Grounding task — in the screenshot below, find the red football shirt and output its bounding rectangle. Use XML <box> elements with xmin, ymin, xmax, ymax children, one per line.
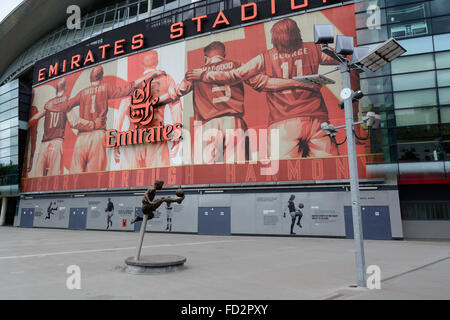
<box><xmin>70</xmin><ymin>81</ymin><xmax>133</xmax><ymax>131</ymax></box>
<box><xmin>130</xmin><ymin>72</ymin><xmax>178</xmax><ymax>129</ymax></box>
<box><xmin>42</xmin><ymin>95</ymin><xmax>70</xmax><ymax>142</ymax></box>
<box><xmin>202</xmin><ymin>42</ymin><xmax>338</xmax><ymax>125</ymax></box>
<box><xmin>192</xmin><ymin>59</ymin><xmax>245</xmax><ymax>122</ymax></box>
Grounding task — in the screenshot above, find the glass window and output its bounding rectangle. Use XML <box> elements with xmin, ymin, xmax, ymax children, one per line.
<box><xmin>430</xmin><ymin>0</ymin><xmax>450</xmax><ymax>17</ymax></box>
<box><xmin>207</xmin><ymin>2</ymin><xmax>223</xmax><ymax>15</ymax></box>
<box><xmin>434</xmin><ymin>33</ymin><xmax>450</xmax><ymax>52</ymax></box>
<box><xmin>389</xmin><ymin>19</ymin><xmax>430</xmax><ymax>40</ymax></box>
<box><xmin>386</xmin><ymin>2</ymin><xmax>428</xmax><ymax>24</ymax></box>
<box><xmin>139</xmin><ymin>0</ymin><xmax>149</xmax><ymax>14</ymax></box>
<box><xmin>436</xmin><ymin>52</ymin><xmax>450</xmax><ymax>69</ymax></box>
<box><xmin>83</xmin><ymin>18</ymin><xmax>95</xmax><ymax>38</ymax></box>
<box><xmin>152</xmin><ymin>0</ymin><xmax>164</xmax><ymax>9</ymax></box>
<box><xmin>0</xmin><ymin>99</ymin><xmax>18</xmax><ymax>113</ymax></box>
<box><xmin>397</xmin><ymin>141</ymin><xmax>443</xmax><ymax>162</ymax></box>
<box><xmin>355</xmin><ymin>0</ymin><xmax>386</xmax><ymax>14</ymax></box>
<box><xmin>396</xmin><ymin>124</ymin><xmax>441</xmax><ymax>143</ymax></box>
<box><xmin>0</xmin><ymin>81</ymin><xmax>18</xmax><ymax>95</ymax></box>
<box><xmin>94</xmin><ymin>14</ymin><xmax>105</xmax><ymax>26</ymax></box>
<box><xmin>360</xmin><ymin>76</ymin><xmax>392</xmax><ymax>94</ymax></box>
<box><xmin>394</xmin><ymin>89</ymin><xmax>437</xmax><ymax>108</ymax></box>
<box><xmin>129</xmin><ymin>4</ymin><xmax>138</xmax><ymax>18</ymax></box>
<box><xmin>379</xmin><ymin>111</ymin><xmax>397</xmax><ymax>128</ymax></box>
<box><xmin>0</xmin><ymin>108</ymin><xmax>18</xmax><ymax>122</ymax></box>
<box><xmin>360</xmin><ymin>93</ymin><xmax>394</xmax><ymax>112</ymax></box>
<box><xmin>385</xmin><ymin>0</ymin><xmax>426</xmax><ymax>7</ymax></box>
<box><xmin>398</xmin><ymin>36</ymin><xmax>433</xmax><ymax>55</ymax></box>
<box><xmin>0</xmin><ymin>89</ymin><xmax>18</xmax><ymax>104</ymax></box>
<box><xmin>444</xmin><ymin>141</ymin><xmax>450</xmax><ymax>161</ymax></box>
<box><xmin>0</xmin><ymin>137</ymin><xmax>15</xmax><ymax>149</ymax></box>
<box><xmin>104</xmin><ymin>11</ymin><xmax>116</xmax><ymax>31</ymax></box>
<box><xmin>392</xmin><ymin>71</ymin><xmax>435</xmax><ymax>91</ymax></box>
<box><xmin>0</xmin><ymin>118</ymin><xmax>18</xmax><ymax>131</ymax></box>
<box><xmin>0</xmin><ymin>128</ymin><xmax>18</xmax><ymax>140</ymax></box>
<box><xmin>437</xmin><ymin>70</ymin><xmax>450</xmax><ymax>87</ymax></box>
<box><xmin>439</xmin><ymin>88</ymin><xmax>450</xmax><ymax>105</ymax></box>
<box><xmin>165</xmin><ymin>0</ymin><xmax>179</xmax><ymax>11</ymax></box>
<box><xmin>357</xmin><ymin>27</ymin><xmax>388</xmax><ymax>45</ymax></box>
<box><xmin>66</xmin><ymin>29</ymin><xmax>77</xmax><ymax>42</ymax></box>
<box><xmin>443</xmin><ymin>123</ymin><xmax>450</xmax><ymax>139</ymax></box>
<box><xmin>355</xmin><ymin>8</ymin><xmax>387</xmax><ymax>29</ymax></box>
<box><xmin>431</xmin><ymin>16</ymin><xmax>450</xmax><ymax>35</ymax></box>
<box><xmin>395</xmin><ymin>107</ymin><xmax>439</xmax><ymax>126</ymax></box>
<box><xmin>440</xmin><ymin>107</ymin><xmax>450</xmax><ymax>123</ymax></box>
<box><xmin>0</xmin><ymin>156</ymin><xmax>16</xmax><ymax>166</ymax></box>
<box><xmin>0</xmin><ymin>146</ymin><xmax>18</xmax><ymax>158</ymax></box>
<box><xmin>401</xmin><ymin>203</ymin><xmax>450</xmax><ymax>221</ymax></box>
<box><xmin>391</xmin><ymin>53</ymin><xmax>434</xmax><ymax>74</ymax></box>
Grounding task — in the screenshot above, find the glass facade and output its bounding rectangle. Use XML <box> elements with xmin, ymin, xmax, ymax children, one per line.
<box><xmin>0</xmin><ymin>79</ymin><xmax>31</xmax><ymax>197</ymax></box>
<box><xmin>356</xmin><ymin>0</ymin><xmax>450</xmax><ymax>171</ymax></box>
<box><xmin>0</xmin><ymin>80</ymin><xmax>20</xmax><ymax>196</ymax></box>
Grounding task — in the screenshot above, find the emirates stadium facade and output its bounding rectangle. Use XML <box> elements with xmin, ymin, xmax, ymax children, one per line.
<box><xmin>0</xmin><ymin>0</ymin><xmax>449</xmax><ymax>239</ymax></box>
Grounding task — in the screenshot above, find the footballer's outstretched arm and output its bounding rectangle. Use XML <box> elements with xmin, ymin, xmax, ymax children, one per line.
<box><xmin>66</xmin><ymin>109</ymin><xmax>95</xmax><ymax>131</ymax></box>
<box><xmin>106</xmin><ymin>70</ymin><xmax>168</xmax><ymax>101</ymax></box>
<box><xmin>158</xmin><ymin>78</ymin><xmax>193</xmax><ymax>105</ymax></box>
<box><xmin>66</xmin><ymin>92</ymin><xmax>97</xmax><ymax>131</ymax></box>
<box><xmin>132</xmin><ymin>70</ymin><xmax>166</xmax><ymax>88</ymax></box>
<box><xmin>246</xmin><ymin>74</ymin><xmax>320</xmax><ymax>92</ymax></box>
<box><xmin>28</xmin><ymin>106</ymin><xmax>46</xmax><ymax>128</ymax></box>
<box><xmin>186</xmin><ymin>54</ymin><xmax>265</xmax><ymax>85</ymax></box>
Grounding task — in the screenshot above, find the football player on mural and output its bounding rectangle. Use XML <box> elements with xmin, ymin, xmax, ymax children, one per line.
<box><xmin>165</xmin><ymin>201</ymin><xmax>173</xmax><ymax>232</ymax></box>
<box><xmin>158</xmin><ymin>41</ymin><xmax>306</xmax><ymax>164</ymax></box>
<box><xmin>105</xmin><ymin>197</ymin><xmax>114</xmax><ymax>230</ymax></box>
<box><xmin>284</xmin><ymin>194</ymin><xmax>304</xmax><ymax>235</ymax></box>
<box><xmin>186</xmin><ymin>18</ymin><xmax>339</xmax><ymax>159</ymax></box>
<box><xmin>114</xmin><ymin>50</ymin><xmax>182</xmax><ymax>169</ymax></box>
<box><xmin>28</xmin><ymin>78</ymin><xmax>99</xmax><ymax>177</ymax></box>
<box><xmin>68</xmin><ymin>65</ymin><xmax>160</xmax><ymax>173</ymax></box>
<box><xmin>45</xmin><ymin>201</ymin><xmax>58</xmax><ymax>220</ymax></box>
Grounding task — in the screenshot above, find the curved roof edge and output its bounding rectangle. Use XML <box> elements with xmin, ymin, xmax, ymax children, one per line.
<box><xmin>0</xmin><ymin>0</ymin><xmax>119</xmax><ymax>82</ymax></box>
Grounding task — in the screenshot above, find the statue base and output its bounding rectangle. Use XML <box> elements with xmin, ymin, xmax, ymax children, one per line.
<box><xmin>124</xmin><ymin>255</ymin><xmax>187</xmax><ymax>274</ymax></box>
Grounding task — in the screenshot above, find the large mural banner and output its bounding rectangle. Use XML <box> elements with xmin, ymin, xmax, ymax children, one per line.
<box><xmin>22</xmin><ymin>5</ymin><xmax>381</xmax><ymax>193</ymax></box>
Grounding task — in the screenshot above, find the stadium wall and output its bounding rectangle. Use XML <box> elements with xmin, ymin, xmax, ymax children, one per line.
<box><xmin>16</xmin><ymin>1</ymin><xmax>403</xmax><ymax>239</ymax></box>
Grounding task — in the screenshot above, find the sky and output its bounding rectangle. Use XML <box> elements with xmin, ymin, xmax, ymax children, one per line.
<box><xmin>0</xmin><ymin>0</ymin><xmax>23</xmax><ymax>23</ymax></box>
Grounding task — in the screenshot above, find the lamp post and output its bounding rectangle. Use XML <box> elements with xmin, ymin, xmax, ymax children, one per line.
<box><xmin>296</xmin><ymin>26</ymin><xmax>406</xmax><ymax>288</ymax></box>
<box><xmin>341</xmin><ymin>62</ymin><xmax>367</xmax><ymax>288</ymax></box>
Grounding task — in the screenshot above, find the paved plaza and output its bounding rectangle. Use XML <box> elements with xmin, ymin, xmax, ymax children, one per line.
<box><xmin>0</xmin><ymin>227</ymin><xmax>449</xmax><ymax>300</ymax></box>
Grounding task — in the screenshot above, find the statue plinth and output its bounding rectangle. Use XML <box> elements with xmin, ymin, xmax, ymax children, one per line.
<box><xmin>125</xmin><ymin>255</ymin><xmax>187</xmax><ymax>274</ymax></box>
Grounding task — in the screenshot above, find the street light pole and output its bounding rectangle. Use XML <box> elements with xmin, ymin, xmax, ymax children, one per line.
<box><xmin>307</xmin><ymin>25</ymin><xmax>406</xmax><ymax>288</ymax></box>
<box><xmin>340</xmin><ymin>63</ymin><xmax>366</xmax><ymax>288</ymax></box>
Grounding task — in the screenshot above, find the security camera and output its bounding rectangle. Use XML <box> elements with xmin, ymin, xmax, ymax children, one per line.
<box><xmin>363</xmin><ymin>112</ymin><xmax>381</xmax><ymax>129</ymax></box>
<box><xmin>321</xmin><ymin>122</ymin><xmax>339</xmax><ymax>137</ymax></box>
